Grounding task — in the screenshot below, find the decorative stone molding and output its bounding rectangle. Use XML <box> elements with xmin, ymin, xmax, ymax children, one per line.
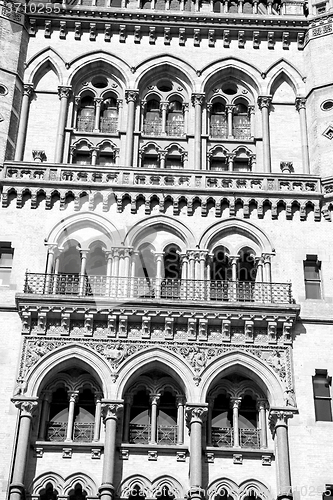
<box><xmin>176</xmin><ymin>451</ymin><xmax>186</xmax><ymax>462</ymax></box>
<box><xmin>148</xmin><ymin>450</ymin><xmax>158</xmax><ymax>460</ymax></box>
<box><xmin>32</xmin><ymin>150</ymin><xmax>47</xmax><ymax>163</ymax></box>
<box><xmin>233</xmin><ymin>453</ymin><xmax>243</xmax><ymax>464</ymax></box>
<box><xmin>62</xmin><ymin>447</ymin><xmax>72</xmax><ymax>459</ymax></box>
<box><xmin>258</xmin><ymin>96</ymin><xmax>272</xmax><ymax>110</ymax></box>
<box><xmin>120</xmin><ymin>449</ymin><xmax>129</xmax><ymax>460</ymax></box>
<box><xmin>262</xmin><ymin>454</ymin><xmax>272</xmax><ymax>465</ymax></box>
<box><xmin>185</xmin><ymin>405</ymin><xmax>208</xmax><ymax>426</ymax></box>
<box><xmin>205</xmin><ymin>452</ymin><xmax>214</xmax><ymax>463</ymax></box>
<box><xmin>12</xmin><ymin>397</ymin><xmax>39</xmax><ymax>417</ymax></box>
<box><xmin>125</xmin><ymin>90</ymin><xmax>139</xmax><ymax>103</ymax></box>
<box><xmin>268</xmin><ymin>408</ymin><xmax>296</xmax><ymax>436</ymax></box>
<box><xmin>101</xmin><ymin>402</ymin><xmax>123</xmax><ymax>422</ymax></box>
<box><xmin>58</xmin><ymin>86</ymin><xmax>71</xmax><ymax>100</ymax></box>
<box><xmin>91</xmin><ymin>448</ymin><xmax>101</xmax><ymax>459</ymax></box>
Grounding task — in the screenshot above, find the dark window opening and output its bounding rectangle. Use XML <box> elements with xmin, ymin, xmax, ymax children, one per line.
<box><xmin>313</xmin><ymin>369</ymin><xmax>332</xmax><ymax>422</ymax></box>
<box><xmin>304</xmin><ymin>254</ymin><xmax>322</xmax><ymax>299</ymax></box>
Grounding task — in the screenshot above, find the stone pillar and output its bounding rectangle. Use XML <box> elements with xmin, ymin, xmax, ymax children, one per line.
<box><xmin>93</xmin><ymin>392</ymin><xmax>103</xmax><ymax>442</ymax></box>
<box><xmin>154</xmin><ymin>252</ymin><xmax>164</xmax><ymax>299</ymax></box>
<box><xmin>15</xmin><ymin>84</ymin><xmax>34</xmax><ymax>161</ymax></box>
<box><xmin>91</xmin><ymin>147</ymin><xmax>98</xmax><ymax>166</ymax></box>
<box><xmin>226</xmin><ymin>105</ymin><xmax>235</xmax><ymax>139</ymax></box>
<box><xmin>257</xmin><ymin>400</ymin><xmax>268</xmax><ymax>448</ymax></box>
<box><xmin>255</xmin><ymin>256</ymin><xmax>264</xmax><ymax>283</ymax></box>
<box><xmin>161</xmin><ymin>101</ymin><xmax>168</xmax><ymax>135</ymax></box>
<box><xmin>176</xmin><ymin>397</ymin><xmax>185</xmax><ymax>445</ymax></box>
<box><xmin>99</xmin><ymin>402</ymin><xmax>123</xmax><ymax>500</ymax></box>
<box><xmin>73</xmin><ymin>96</ymin><xmax>81</xmax><ymax>128</ymax></box>
<box><xmin>125</xmin><ymin>90</ymin><xmax>139</xmax><ymax>166</ymax></box>
<box><xmin>263</xmin><ymin>254</ymin><xmax>272</xmax><ymax>283</ymax></box>
<box><xmin>79</xmin><ymin>249</ymin><xmax>89</xmax><ymax>296</ymax></box>
<box><xmin>94</xmin><ymin>97</ymin><xmax>103</xmax><ymax>132</ymax></box>
<box><xmin>258</xmin><ymin>96</ymin><xmax>272</xmax><ymax>173</ymax></box>
<box><xmin>249</xmin><ymin>105</ymin><xmax>255</xmax><ymax>138</ymax></box>
<box><xmin>65</xmin><ymin>391</ymin><xmax>79</xmax><ymax>441</ymax></box>
<box><xmin>9</xmin><ymin>398</ymin><xmax>39</xmax><ymax>500</ymax></box>
<box><xmin>230</xmin><ymin>398</ymin><xmax>241</xmax><ymax>447</ymax></box>
<box><xmin>38</xmin><ymin>391</ymin><xmax>52</xmax><ymax>441</ymax></box>
<box><xmin>269</xmin><ymin>410</ymin><xmax>295</xmax><ymax>500</ymax></box>
<box><xmin>295</xmin><ymin>97</ymin><xmax>310</xmax><ymax>174</ymax></box>
<box><xmin>149</xmin><ymin>394</ymin><xmax>160</xmax><ymax>445</ymax></box>
<box><xmin>206</xmin><ymin>397</ymin><xmax>214</xmax><ymax>446</ymax></box>
<box><xmin>185</xmin><ymin>405</ymin><xmax>208</xmax><ymax>500</ymax></box>
<box><xmin>55</xmin><ymin>86</ymin><xmax>71</xmax><ymax>163</ymax></box>
<box><xmin>160</xmin><ymin>151</ymin><xmax>166</xmax><ymax>169</ymax></box>
<box><xmin>123</xmin><ymin>395</ymin><xmax>133</xmax><ymax>443</ymax></box>
<box><xmin>192</xmin><ymin>94</ymin><xmax>205</xmax><ymax>170</ymax></box>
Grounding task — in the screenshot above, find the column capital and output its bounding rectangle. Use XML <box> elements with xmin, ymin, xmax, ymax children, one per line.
<box><xmin>125</xmin><ymin>89</ymin><xmax>139</xmax><ymax>103</ymax></box>
<box><xmin>12</xmin><ymin>397</ymin><xmax>39</xmax><ymax>418</ymax></box>
<box><xmin>230</xmin><ymin>397</ymin><xmax>242</xmax><ymax>409</ymax></box>
<box><xmin>268</xmin><ymin>408</ymin><xmax>296</xmax><ymax>433</ymax></box>
<box><xmin>262</xmin><ymin>253</ymin><xmax>273</xmax><ymax>263</ymax></box>
<box><xmin>160</xmin><ymin>101</ymin><xmax>169</xmax><ymax>111</ymax></box>
<box><xmin>23</xmin><ymin>83</ymin><xmax>34</xmax><ymax>98</ymax></box>
<box><xmin>58</xmin><ymin>86</ymin><xmax>72</xmax><ymax>100</ymax></box>
<box><xmin>191</xmin><ymin>93</ymin><xmax>205</xmax><ymax>106</ymax></box>
<box><xmin>295</xmin><ymin>96</ymin><xmax>306</xmax><ymax>111</ymax></box>
<box><xmin>149</xmin><ymin>394</ymin><xmax>161</xmax><ymax>405</ymax></box>
<box><xmin>74</xmin><ymin>95</ymin><xmax>81</xmax><ymax>106</ymax></box>
<box><xmin>68</xmin><ymin>391</ymin><xmax>79</xmax><ymax>403</ymax></box>
<box><xmin>188</xmin><ymin>487</ymin><xmax>205</xmax><ymax>500</ymax></box>
<box><xmin>176</xmin><ymin>396</ymin><xmax>186</xmax><ymax>406</ymax></box>
<box><xmin>256</xmin><ymin>399</ymin><xmax>268</xmax><ymax>411</ymax></box>
<box><xmin>94</xmin><ymin>97</ymin><xmax>103</xmax><ymax>105</ymax></box>
<box><xmin>257</xmin><ymin>95</ymin><xmax>272</xmax><ymax>110</ymax></box>
<box><xmin>101</xmin><ymin>401</ymin><xmax>124</xmax><ymax>422</ymax></box>
<box><xmin>226</xmin><ymin>104</ymin><xmax>236</xmax><ymax>112</ymax></box>
<box><xmin>185</xmin><ymin>404</ymin><xmax>208</xmax><ymax>426</ymax></box>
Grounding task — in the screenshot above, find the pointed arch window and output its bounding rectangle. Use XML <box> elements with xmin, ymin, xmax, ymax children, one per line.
<box><xmin>100</xmin><ymin>97</ymin><xmax>118</xmax><ymax>134</ymax></box>
<box><xmin>210</xmin><ymin>102</ymin><xmax>227</xmax><ymax>138</ymax></box>
<box><xmin>233</xmin><ymin>100</ymin><xmax>251</xmax><ymax>140</ymax></box>
<box><xmin>166</xmin><ymin>100</ymin><xmax>185</xmax><ymax>136</ymax></box>
<box><xmin>143</xmin><ymin>99</ymin><xmax>162</xmax><ymax>135</ymax></box>
<box><xmin>68</xmin><ymin>484</ymin><xmax>87</xmax><ymax>500</ymax></box>
<box><xmin>39</xmin><ymin>483</ymin><xmax>58</xmax><ymax>500</ymax></box>
<box><xmin>77</xmin><ymin>95</ymin><xmax>95</xmax><ymax>133</ymax></box>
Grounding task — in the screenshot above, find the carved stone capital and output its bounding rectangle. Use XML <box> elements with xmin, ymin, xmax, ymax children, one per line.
<box><xmin>58</xmin><ymin>86</ymin><xmax>71</xmax><ymax>100</ymax></box>
<box><xmin>68</xmin><ymin>391</ymin><xmax>79</xmax><ymax>403</ymax></box>
<box><xmin>230</xmin><ymin>397</ymin><xmax>242</xmax><ymax>409</ymax></box>
<box><xmin>257</xmin><ymin>96</ymin><xmax>272</xmax><ymax>110</ymax></box>
<box><xmin>12</xmin><ymin>397</ymin><xmax>39</xmax><ymax>418</ymax></box>
<box><xmin>101</xmin><ymin>401</ymin><xmax>123</xmax><ymax>422</ymax></box>
<box><xmin>295</xmin><ymin>96</ymin><xmax>306</xmax><ymax>111</ymax></box>
<box><xmin>269</xmin><ymin>408</ymin><xmax>295</xmax><ymax>434</ymax></box>
<box><xmin>191</xmin><ymin>93</ymin><xmax>205</xmax><ymax>107</ymax></box>
<box><xmin>185</xmin><ymin>405</ymin><xmax>208</xmax><ymax>426</ymax></box>
<box><xmin>149</xmin><ymin>394</ymin><xmax>161</xmax><ymax>405</ymax></box>
<box><xmin>23</xmin><ymin>84</ymin><xmax>34</xmax><ymax>98</ymax></box>
<box><xmin>125</xmin><ymin>90</ymin><xmax>139</xmax><ymax>103</ymax></box>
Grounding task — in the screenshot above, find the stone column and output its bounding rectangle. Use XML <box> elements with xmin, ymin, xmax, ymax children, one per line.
<box><xmin>91</xmin><ymin>147</ymin><xmax>98</xmax><ymax>166</ymax></box>
<box><xmin>263</xmin><ymin>254</ymin><xmax>272</xmax><ymax>283</ymax></box>
<box><xmin>38</xmin><ymin>391</ymin><xmax>52</xmax><ymax>441</ymax></box>
<box><xmin>99</xmin><ymin>402</ymin><xmax>123</xmax><ymax>500</ymax></box>
<box><xmin>9</xmin><ymin>398</ymin><xmax>38</xmax><ymax>500</ymax></box>
<box><xmin>269</xmin><ymin>410</ymin><xmax>294</xmax><ymax>500</ymax></box>
<box><xmin>185</xmin><ymin>405</ymin><xmax>208</xmax><ymax>500</ymax></box>
<box><xmin>154</xmin><ymin>252</ymin><xmax>164</xmax><ymax>299</ymax></box>
<box><xmin>160</xmin><ymin>151</ymin><xmax>166</xmax><ymax>169</ymax></box>
<box><xmin>79</xmin><ymin>249</ymin><xmax>89</xmax><ymax>296</ymax></box>
<box><xmin>258</xmin><ymin>96</ymin><xmax>272</xmax><ymax>173</ymax></box>
<box><xmin>192</xmin><ymin>94</ymin><xmax>205</xmax><ymax>170</ymax></box>
<box><xmin>230</xmin><ymin>398</ymin><xmax>242</xmax><ymax>447</ymax></box>
<box><xmin>93</xmin><ymin>392</ymin><xmax>103</xmax><ymax>442</ymax></box>
<box><xmin>255</xmin><ymin>256</ymin><xmax>264</xmax><ymax>283</ymax></box>
<box><xmin>206</xmin><ymin>397</ymin><xmax>214</xmax><ymax>446</ymax></box>
<box><xmin>226</xmin><ymin>105</ymin><xmax>235</xmax><ymax>139</ymax></box>
<box><xmin>161</xmin><ymin>101</ymin><xmax>168</xmax><ymax>135</ymax></box>
<box><xmin>176</xmin><ymin>397</ymin><xmax>185</xmax><ymax>445</ymax></box>
<box><xmin>125</xmin><ymin>90</ymin><xmax>139</xmax><ymax>166</ymax></box>
<box><xmin>249</xmin><ymin>105</ymin><xmax>255</xmax><ymax>138</ymax></box>
<box><xmin>65</xmin><ymin>391</ymin><xmax>79</xmax><ymax>441</ymax></box>
<box><xmin>257</xmin><ymin>400</ymin><xmax>268</xmax><ymax>448</ymax></box>
<box><xmin>295</xmin><ymin>97</ymin><xmax>310</xmax><ymax>174</ymax></box>
<box><xmin>94</xmin><ymin>97</ymin><xmax>103</xmax><ymax>132</ymax></box>
<box><xmin>149</xmin><ymin>394</ymin><xmax>160</xmax><ymax>445</ymax></box>
<box><xmin>15</xmin><ymin>84</ymin><xmax>34</xmax><ymax>161</ymax></box>
<box><xmin>123</xmin><ymin>395</ymin><xmax>133</xmax><ymax>443</ymax></box>
<box><xmin>55</xmin><ymin>86</ymin><xmax>71</xmax><ymax>163</ymax></box>
<box><xmin>73</xmin><ymin>96</ymin><xmax>81</xmax><ymax>128</ymax></box>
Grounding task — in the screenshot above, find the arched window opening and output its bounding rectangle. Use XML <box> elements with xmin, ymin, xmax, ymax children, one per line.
<box><xmin>39</xmin><ymin>483</ymin><xmax>58</xmax><ymax>500</ymax></box>
<box><xmin>68</xmin><ymin>484</ymin><xmax>87</xmax><ymax>500</ymax></box>
<box><xmin>142</xmin><ymin>152</ymin><xmax>160</xmax><ymax>169</ymax></box>
<box><xmin>210</xmin><ymin>102</ymin><xmax>227</xmax><ymax>138</ymax></box>
<box><xmin>210</xmin><ymin>247</ymin><xmax>230</xmax><ymax>301</ymax></box>
<box><xmin>100</xmin><ymin>97</ymin><xmax>118</xmax><ymax>134</ymax></box>
<box><xmin>165</xmin><ymin>149</ymin><xmax>183</xmax><ymax>169</ymax></box>
<box><xmin>162</xmin><ymin>244</ymin><xmax>181</xmax><ymax>298</ymax></box>
<box><xmin>86</xmin><ymin>246</ymin><xmax>107</xmax><ymax>276</ymax></box>
<box><xmin>129</xmin><ymin>389</ymin><xmax>151</xmax><ymax>443</ymax></box>
<box><xmin>209</xmin><ymin>151</ymin><xmax>228</xmax><ymax>171</ymax></box>
<box><xmin>141</xmin><ymin>0</ymin><xmax>151</xmax><ymax>8</ymax></box>
<box><xmin>71</xmin><ymin>141</ymin><xmax>92</xmax><ymax>166</ymax></box>
<box><xmin>243</xmin><ymin>494</ymin><xmax>262</xmax><ymax>500</ymax></box>
<box><xmin>77</xmin><ymin>95</ymin><xmax>95</xmax><ymax>133</ymax></box>
<box><xmin>210</xmin><ymin>392</ymin><xmax>232</xmax><ymax>446</ymax></box>
<box><xmin>213</xmin><ymin>0</ymin><xmax>223</xmax><ymax>12</ymax></box>
<box><xmin>47</xmin><ymin>387</ymin><xmax>69</xmax><ymax>441</ymax></box>
<box><xmin>233</xmin><ymin>100</ymin><xmax>250</xmax><ymax>140</ymax></box>
<box><xmin>243</xmin><ymin>0</ymin><xmax>253</xmax><ymax>12</ymax></box>
<box><xmin>74</xmin><ymin>389</ymin><xmax>96</xmax><ymax>442</ymax></box>
<box><xmin>98</xmin><ymin>142</ymin><xmax>116</xmax><ymax>166</ymax></box>
<box><xmin>157</xmin><ymin>391</ymin><xmax>178</xmax><ymax>444</ymax></box>
<box><xmin>143</xmin><ymin>99</ymin><xmax>162</xmax><ymax>135</ymax></box>
<box><xmin>228</xmin><ymin>0</ymin><xmax>238</xmax><ymax>12</ymax></box>
<box><xmin>56</xmin><ymin>244</ymin><xmax>81</xmax><ymax>295</ymax></box>
<box><xmin>214</xmin><ymin>489</ymin><xmax>234</xmax><ymax>500</ymax></box>
<box><xmin>134</xmin><ymin>243</ymin><xmax>157</xmax><ymax>297</ymax></box>
<box><xmin>167</xmin><ymin>100</ymin><xmax>185</xmax><ymax>137</ymax></box>
<box><xmin>238</xmin><ymin>249</ymin><xmax>256</xmax><ymax>282</ymax></box>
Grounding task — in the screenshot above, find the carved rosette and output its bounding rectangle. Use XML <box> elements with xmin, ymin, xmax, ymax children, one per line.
<box><xmin>101</xmin><ymin>402</ymin><xmax>123</xmax><ymax>422</ymax></box>
<box><xmin>12</xmin><ymin>397</ymin><xmax>39</xmax><ymax>418</ymax></box>
<box><xmin>257</xmin><ymin>96</ymin><xmax>272</xmax><ymax>110</ymax></box>
<box><xmin>125</xmin><ymin>90</ymin><xmax>139</xmax><ymax>104</ymax></box>
<box><xmin>185</xmin><ymin>405</ymin><xmax>208</xmax><ymax>427</ymax></box>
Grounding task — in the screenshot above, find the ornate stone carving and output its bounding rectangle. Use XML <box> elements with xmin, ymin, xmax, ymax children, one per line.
<box><xmin>101</xmin><ymin>402</ymin><xmax>123</xmax><ymax>421</ymax></box>
<box><xmin>191</xmin><ymin>93</ymin><xmax>205</xmax><ymax>107</ymax></box>
<box><xmin>58</xmin><ymin>86</ymin><xmax>71</xmax><ymax>100</ymax></box>
<box><xmin>12</xmin><ymin>398</ymin><xmax>38</xmax><ymax>417</ymax></box>
<box><xmin>91</xmin><ymin>448</ymin><xmax>101</xmax><ymax>459</ymax></box>
<box><xmin>261</xmin><ymin>454</ymin><xmax>272</xmax><ymax>466</ymax></box>
<box><xmin>233</xmin><ymin>453</ymin><xmax>243</xmax><ymax>464</ymax></box>
<box><xmin>125</xmin><ymin>90</ymin><xmax>139</xmax><ymax>103</ymax></box>
<box><xmin>185</xmin><ymin>406</ymin><xmax>208</xmax><ymax>426</ymax></box>
<box><xmin>120</xmin><ymin>449</ymin><xmax>129</xmax><ymax>460</ymax></box>
<box><xmin>23</xmin><ymin>84</ymin><xmax>34</xmax><ymax>98</ymax></box>
<box><xmin>148</xmin><ymin>450</ymin><xmax>158</xmax><ymax>460</ymax></box>
<box><xmin>176</xmin><ymin>451</ymin><xmax>186</xmax><ymax>462</ymax></box>
<box><xmin>269</xmin><ymin>409</ymin><xmax>295</xmax><ymax>435</ymax></box>
<box><xmin>258</xmin><ymin>96</ymin><xmax>272</xmax><ymax>110</ymax></box>
<box><xmin>62</xmin><ymin>447</ymin><xmax>72</xmax><ymax>458</ymax></box>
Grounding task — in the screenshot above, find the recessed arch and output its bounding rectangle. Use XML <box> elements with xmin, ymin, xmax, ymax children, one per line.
<box><xmin>201</xmin><ymin>58</ymin><xmax>262</xmax><ymax>95</ymax></box>
<box><xmin>199</xmin><ymin>351</ymin><xmax>286</xmax><ymax>406</ymax></box>
<box><xmin>25</xmin><ymin>47</ymin><xmax>66</xmax><ymax>85</ymax></box>
<box><xmin>265</xmin><ymin>59</ymin><xmax>304</xmax><ymax>96</ymax></box>
<box><xmin>63</xmin><ymin>472</ymin><xmax>98</xmax><ymax>496</ymax></box>
<box><xmin>29</xmin><ymin>472</ymin><xmax>64</xmax><ymax>497</ymax></box>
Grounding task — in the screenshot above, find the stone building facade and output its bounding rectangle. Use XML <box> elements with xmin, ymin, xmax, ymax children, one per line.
<box><xmin>1</xmin><ymin>0</ymin><xmax>333</xmax><ymax>499</ymax></box>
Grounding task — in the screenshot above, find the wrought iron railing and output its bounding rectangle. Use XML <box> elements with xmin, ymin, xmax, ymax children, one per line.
<box><xmin>100</xmin><ymin>117</ymin><xmax>118</xmax><ymax>133</ymax></box>
<box><xmin>166</xmin><ymin>121</ymin><xmax>185</xmax><ymax>136</ymax></box>
<box><xmin>239</xmin><ymin>428</ymin><xmax>260</xmax><ymax>448</ymax></box>
<box><xmin>211</xmin><ymin>427</ymin><xmax>261</xmax><ymax>448</ymax></box>
<box><xmin>143</xmin><ymin>120</ymin><xmax>162</xmax><ymax>135</ymax></box>
<box><xmin>129</xmin><ymin>424</ymin><xmax>177</xmax><ymax>444</ymax></box>
<box><xmin>210</xmin><ymin>124</ymin><xmax>228</xmax><ymax>138</ymax></box>
<box><xmin>211</xmin><ymin>427</ymin><xmax>233</xmax><ymax>447</ymax></box>
<box><xmin>232</xmin><ymin>124</ymin><xmax>251</xmax><ymax>139</ymax></box>
<box><xmin>76</xmin><ymin>117</ymin><xmax>94</xmax><ymax>132</ymax></box>
<box><xmin>46</xmin><ymin>421</ymin><xmax>68</xmax><ymax>441</ymax></box>
<box><xmin>46</xmin><ymin>421</ymin><xmax>94</xmax><ymax>442</ymax></box>
<box><xmin>24</xmin><ymin>274</ymin><xmax>293</xmax><ymax>304</ymax></box>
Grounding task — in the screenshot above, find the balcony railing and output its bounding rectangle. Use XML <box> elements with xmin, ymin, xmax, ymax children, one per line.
<box><xmin>76</xmin><ymin>117</ymin><xmax>94</xmax><ymax>133</ymax></box>
<box><xmin>143</xmin><ymin>120</ymin><xmax>162</xmax><ymax>135</ymax></box>
<box><xmin>46</xmin><ymin>421</ymin><xmax>94</xmax><ymax>442</ymax></box>
<box><xmin>166</xmin><ymin>121</ymin><xmax>185</xmax><ymax>136</ymax></box>
<box><xmin>211</xmin><ymin>427</ymin><xmax>260</xmax><ymax>448</ymax></box>
<box><xmin>100</xmin><ymin>117</ymin><xmax>118</xmax><ymax>134</ymax></box>
<box><xmin>129</xmin><ymin>424</ymin><xmax>177</xmax><ymax>444</ymax></box>
<box><xmin>24</xmin><ymin>274</ymin><xmax>293</xmax><ymax>304</ymax></box>
<box><xmin>210</xmin><ymin>124</ymin><xmax>228</xmax><ymax>138</ymax></box>
<box><xmin>233</xmin><ymin>124</ymin><xmax>251</xmax><ymax>140</ymax></box>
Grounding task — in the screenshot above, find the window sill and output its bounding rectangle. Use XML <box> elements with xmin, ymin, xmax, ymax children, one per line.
<box><xmin>33</xmin><ymin>441</ymin><xmax>103</xmax><ymax>458</ymax></box>
<box><xmin>206</xmin><ymin>445</ymin><xmax>274</xmax><ymax>459</ymax></box>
